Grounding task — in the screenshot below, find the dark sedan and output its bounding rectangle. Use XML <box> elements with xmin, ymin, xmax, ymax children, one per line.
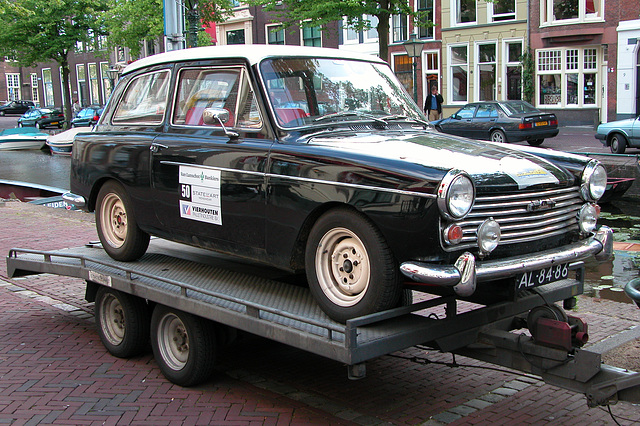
<box><xmin>71</xmin><ymin>106</ymin><xmax>103</xmax><ymax>127</ymax></box>
<box><xmin>0</xmin><ymin>100</ymin><xmax>35</xmax><ymax>116</ymax></box>
<box><xmin>17</xmin><ymin>107</ymin><xmax>65</xmax><ymax>129</ymax></box>
<box><xmin>432</xmin><ymin>100</ymin><xmax>558</xmax><ymax>146</ymax></box>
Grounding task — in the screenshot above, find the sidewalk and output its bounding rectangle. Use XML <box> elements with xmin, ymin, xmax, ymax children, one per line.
<box><xmin>0</xmin><ymin>201</ymin><xmax>639</xmax><ymax>425</ymax></box>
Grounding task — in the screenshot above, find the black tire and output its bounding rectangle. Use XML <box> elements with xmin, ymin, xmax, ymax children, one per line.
<box><xmin>398</xmin><ymin>289</ymin><xmax>413</xmax><ymax>307</ymax></box>
<box><xmin>490</xmin><ymin>129</ymin><xmax>507</xmax><ymax>143</ymax></box>
<box><xmin>95</xmin><ymin>180</ymin><xmax>150</xmax><ymax>261</ymax></box>
<box><xmin>305</xmin><ymin>208</ymin><xmax>402</xmax><ymax>323</ymax></box>
<box><xmin>18</xmin><ymin>122</ymin><xmax>23</xmax><ymax>127</ymax></box>
<box><xmin>0</xmin><ymin>111</ymin><xmax>4</xmax><ymax>116</ymax></box>
<box><xmin>150</xmin><ymin>305</ymin><xmax>217</xmax><ymax>387</ymax></box>
<box><xmin>610</xmin><ymin>133</ymin><xmax>627</xmax><ymax>154</ymax></box>
<box><xmin>95</xmin><ymin>287</ymin><xmax>150</xmax><ymax>358</ymax></box>
<box><xmin>35</xmin><ymin>122</ymin><xmax>42</xmax><ymax>129</ymax></box>
<box><xmin>528</xmin><ymin>139</ymin><xmax>544</xmax><ymax>146</ymax></box>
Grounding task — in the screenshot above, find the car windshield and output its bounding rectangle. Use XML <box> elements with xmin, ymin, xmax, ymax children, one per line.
<box><xmin>499</xmin><ymin>101</ymin><xmax>539</xmax><ymax>116</ymax></box>
<box><xmin>259</xmin><ymin>57</ymin><xmax>425</xmax><ymax>128</ymax></box>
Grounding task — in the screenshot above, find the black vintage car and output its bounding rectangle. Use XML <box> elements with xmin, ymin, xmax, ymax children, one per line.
<box><xmin>64</xmin><ymin>46</ymin><xmax>612</xmax><ymax>323</ymax></box>
<box><xmin>0</xmin><ymin>100</ymin><xmax>35</xmax><ymax>116</ymax></box>
<box><xmin>432</xmin><ymin>100</ymin><xmax>559</xmax><ymax>146</ymax></box>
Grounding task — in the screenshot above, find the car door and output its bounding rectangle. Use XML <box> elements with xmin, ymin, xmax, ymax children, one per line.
<box><xmin>472</xmin><ymin>103</ymin><xmax>499</xmax><ymax>140</ymax></box>
<box><xmin>443</xmin><ymin>104</ymin><xmax>477</xmax><ymax>137</ymax></box>
<box><xmin>151</xmin><ymin>64</ymin><xmax>271</xmax><ymax>256</ymax></box>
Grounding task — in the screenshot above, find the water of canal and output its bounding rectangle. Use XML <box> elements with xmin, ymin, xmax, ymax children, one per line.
<box><xmin>1</xmin><ymin>150</ymin><xmax>638</xmax><ymax>304</ymax></box>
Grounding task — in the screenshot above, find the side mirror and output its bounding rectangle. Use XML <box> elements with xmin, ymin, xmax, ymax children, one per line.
<box><xmin>452</xmin><ymin>114</ymin><xmax>460</xmax><ymax>120</ymax></box>
<box><xmin>202</xmin><ymin>107</ymin><xmax>239</xmax><ymax>139</ymax></box>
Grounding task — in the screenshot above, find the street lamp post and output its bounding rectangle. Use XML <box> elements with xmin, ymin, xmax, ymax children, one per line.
<box><xmin>107</xmin><ymin>66</ymin><xmax>120</xmax><ymax>98</ymax></box>
<box><xmin>185</xmin><ymin>0</ymin><xmax>200</xmax><ymax>48</ymax></box>
<box><xmin>403</xmin><ymin>33</ymin><xmax>425</xmax><ymax>103</ymax></box>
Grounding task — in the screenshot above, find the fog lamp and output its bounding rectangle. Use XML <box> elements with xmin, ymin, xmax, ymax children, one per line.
<box><xmin>443</xmin><ymin>224</ymin><xmax>463</xmax><ymax>245</ymax></box>
<box><xmin>578</xmin><ymin>203</ymin><xmax>598</xmax><ymax>233</ymax></box>
<box><xmin>477</xmin><ymin>218</ymin><xmax>501</xmax><ymax>255</ymax></box>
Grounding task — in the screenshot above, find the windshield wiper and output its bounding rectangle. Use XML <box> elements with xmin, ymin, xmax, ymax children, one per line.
<box><xmin>379</xmin><ymin>115</ymin><xmax>431</xmax><ymax>127</ymax></box>
<box><xmin>314</xmin><ymin>111</ymin><xmax>387</xmax><ymax>125</ymax></box>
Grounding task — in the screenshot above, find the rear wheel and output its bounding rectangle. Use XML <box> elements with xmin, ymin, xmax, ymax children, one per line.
<box><xmin>610</xmin><ymin>134</ymin><xmax>627</xmax><ymax>154</ymax></box>
<box><xmin>95</xmin><ymin>287</ymin><xmax>150</xmax><ymax>358</ymax></box>
<box><xmin>528</xmin><ymin>139</ymin><xmax>544</xmax><ymax>146</ymax></box>
<box><xmin>35</xmin><ymin>122</ymin><xmax>42</xmax><ymax>129</ymax></box>
<box><xmin>96</xmin><ymin>180</ymin><xmax>150</xmax><ymax>261</ymax></box>
<box><xmin>151</xmin><ymin>305</ymin><xmax>217</xmax><ymax>386</ymax></box>
<box><xmin>305</xmin><ymin>208</ymin><xmax>401</xmax><ymax>323</ymax></box>
<box><xmin>490</xmin><ymin>130</ymin><xmax>507</xmax><ymax>143</ymax></box>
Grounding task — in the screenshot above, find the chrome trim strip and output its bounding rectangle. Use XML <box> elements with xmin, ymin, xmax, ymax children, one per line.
<box><xmin>160</xmin><ymin>161</ymin><xmax>438</xmax><ymax>199</ymax></box>
<box><xmin>62</xmin><ymin>192</ymin><xmax>86</xmax><ymax>208</ymax></box>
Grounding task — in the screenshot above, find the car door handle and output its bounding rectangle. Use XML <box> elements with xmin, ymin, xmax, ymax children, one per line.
<box><xmin>150</xmin><ymin>143</ymin><xmax>168</xmax><ymax>152</ymax></box>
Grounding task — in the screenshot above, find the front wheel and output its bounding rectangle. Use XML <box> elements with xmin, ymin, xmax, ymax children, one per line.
<box><xmin>95</xmin><ymin>286</ymin><xmax>150</xmax><ymax>358</ymax></box>
<box><xmin>305</xmin><ymin>208</ymin><xmax>401</xmax><ymax>323</ymax></box>
<box><xmin>610</xmin><ymin>134</ymin><xmax>627</xmax><ymax>154</ymax></box>
<box><xmin>151</xmin><ymin>305</ymin><xmax>217</xmax><ymax>386</ymax></box>
<box><xmin>528</xmin><ymin>139</ymin><xmax>544</xmax><ymax>146</ymax></box>
<box><xmin>35</xmin><ymin>122</ymin><xmax>42</xmax><ymax>129</ymax></box>
<box><xmin>490</xmin><ymin>130</ymin><xmax>507</xmax><ymax>143</ymax></box>
<box><xmin>96</xmin><ymin>180</ymin><xmax>150</xmax><ymax>261</ymax></box>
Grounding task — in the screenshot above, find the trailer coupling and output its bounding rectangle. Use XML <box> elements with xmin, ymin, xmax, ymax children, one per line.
<box><xmin>453</xmin><ymin>311</ymin><xmax>640</xmax><ymax>408</ymax></box>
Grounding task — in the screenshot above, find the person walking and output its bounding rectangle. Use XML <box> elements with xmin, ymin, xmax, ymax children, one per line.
<box><xmin>424</xmin><ymin>86</ymin><xmax>443</xmax><ymax>122</ymax></box>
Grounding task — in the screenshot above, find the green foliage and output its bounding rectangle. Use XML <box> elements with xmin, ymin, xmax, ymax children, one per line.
<box><xmin>521</xmin><ymin>49</ymin><xmax>535</xmax><ymax>104</ymax></box>
<box><xmin>104</xmin><ymin>0</ymin><xmax>163</xmax><ymax>58</ymax></box>
<box><xmin>246</xmin><ymin>0</ymin><xmax>434</xmax><ymax>59</ymax></box>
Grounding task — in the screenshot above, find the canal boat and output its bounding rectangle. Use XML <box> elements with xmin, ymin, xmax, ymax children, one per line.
<box><xmin>46</xmin><ymin>127</ymin><xmax>85</xmax><ymax>155</ymax></box>
<box><xmin>0</xmin><ymin>127</ymin><xmax>47</xmax><ymax>150</ymax></box>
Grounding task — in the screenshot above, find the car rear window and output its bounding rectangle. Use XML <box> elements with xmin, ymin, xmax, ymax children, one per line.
<box><xmin>112</xmin><ymin>70</ymin><xmax>170</xmax><ymax>125</ymax></box>
<box><xmin>500</xmin><ymin>101</ymin><xmax>539</xmax><ymax>115</ymax></box>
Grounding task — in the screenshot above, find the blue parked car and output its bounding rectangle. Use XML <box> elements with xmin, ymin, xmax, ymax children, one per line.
<box><xmin>595</xmin><ymin>116</ymin><xmax>640</xmax><ymax>154</ymax></box>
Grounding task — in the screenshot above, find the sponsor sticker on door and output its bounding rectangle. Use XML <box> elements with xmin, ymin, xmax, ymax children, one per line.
<box><xmin>178</xmin><ymin>165</ymin><xmax>222</xmax><ymax>225</ymax></box>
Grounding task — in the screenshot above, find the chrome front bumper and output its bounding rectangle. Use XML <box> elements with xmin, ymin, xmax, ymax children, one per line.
<box><xmin>400</xmin><ymin>226</ymin><xmax>613</xmax><ymax>297</ymax></box>
<box><xmin>62</xmin><ymin>192</ymin><xmax>86</xmax><ymax>209</ymax></box>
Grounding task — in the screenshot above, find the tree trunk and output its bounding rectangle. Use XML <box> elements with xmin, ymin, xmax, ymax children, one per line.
<box><xmin>59</xmin><ymin>55</ymin><xmax>73</xmax><ymax>130</ymax></box>
<box><xmin>377</xmin><ymin>0</ymin><xmax>391</xmax><ymax>62</ymax></box>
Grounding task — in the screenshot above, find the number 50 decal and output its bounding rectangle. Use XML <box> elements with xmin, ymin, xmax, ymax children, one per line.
<box><xmin>181</xmin><ymin>184</ymin><xmax>191</xmax><ymax>200</ymax></box>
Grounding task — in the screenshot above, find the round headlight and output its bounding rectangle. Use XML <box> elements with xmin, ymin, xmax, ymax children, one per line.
<box><xmin>581</xmin><ymin>161</ymin><xmax>607</xmax><ymax>201</ymax></box>
<box><xmin>477</xmin><ymin>218</ymin><xmax>501</xmax><ymax>255</ymax></box>
<box><xmin>438</xmin><ymin>171</ymin><xmax>475</xmax><ymax>220</ymax></box>
<box><xmin>578</xmin><ymin>203</ymin><xmax>598</xmax><ymax>233</ymax></box>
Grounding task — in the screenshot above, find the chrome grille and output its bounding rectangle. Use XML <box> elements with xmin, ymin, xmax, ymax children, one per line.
<box><xmin>455</xmin><ymin>187</ymin><xmax>583</xmax><ymax>249</ymax></box>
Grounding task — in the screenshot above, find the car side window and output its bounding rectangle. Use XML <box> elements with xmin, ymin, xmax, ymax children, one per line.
<box><xmin>112</xmin><ymin>70</ymin><xmax>170</xmax><ymax>125</ymax></box>
<box><xmin>173</xmin><ymin>67</ymin><xmax>262</xmax><ymax>130</ymax></box>
<box><xmin>475</xmin><ymin>104</ymin><xmax>498</xmax><ymax>118</ymax></box>
<box><xmin>457</xmin><ymin>105</ymin><xmax>476</xmax><ymax>119</ymax></box>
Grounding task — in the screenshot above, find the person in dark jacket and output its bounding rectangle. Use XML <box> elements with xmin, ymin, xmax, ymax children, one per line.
<box><xmin>424</xmin><ymin>86</ymin><xmax>443</xmax><ymax>122</ymax></box>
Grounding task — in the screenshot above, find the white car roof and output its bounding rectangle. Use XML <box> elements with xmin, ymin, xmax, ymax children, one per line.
<box><xmin>123</xmin><ymin>45</ymin><xmax>385</xmax><ymax>75</ymax></box>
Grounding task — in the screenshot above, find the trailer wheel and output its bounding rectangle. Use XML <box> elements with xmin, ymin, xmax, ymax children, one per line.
<box><xmin>95</xmin><ymin>287</ymin><xmax>150</xmax><ymax>358</ymax></box>
<box><xmin>96</xmin><ymin>180</ymin><xmax>150</xmax><ymax>261</ymax></box>
<box><xmin>305</xmin><ymin>208</ymin><xmax>401</xmax><ymax>323</ymax></box>
<box><xmin>150</xmin><ymin>305</ymin><xmax>216</xmax><ymax>387</ymax></box>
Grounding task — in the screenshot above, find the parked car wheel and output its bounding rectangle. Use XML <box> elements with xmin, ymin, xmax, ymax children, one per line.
<box><xmin>17</xmin><ymin>122</ymin><xmax>23</xmax><ymax>127</ymax></box>
<box><xmin>151</xmin><ymin>305</ymin><xmax>217</xmax><ymax>386</ymax></box>
<box><xmin>528</xmin><ymin>139</ymin><xmax>544</xmax><ymax>146</ymax></box>
<box><xmin>491</xmin><ymin>129</ymin><xmax>507</xmax><ymax>143</ymax></box>
<box><xmin>609</xmin><ymin>133</ymin><xmax>627</xmax><ymax>154</ymax></box>
<box><xmin>35</xmin><ymin>122</ymin><xmax>42</xmax><ymax>129</ymax></box>
<box><xmin>96</xmin><ymin>180</ymin><xmax>150</xmax><ymax>261</ymax></box>
<box><xmin>0</xmin><ymin>111</ymin><xmax>4</xmax><ymax>116</ymax></box>
<box><xmin>305</xmin><ymin>208</ymin><xmax>401</xmax><ymax>322</ymax></box>
<box><xmin>95</xmin><ymin>286</ymin><xmax>150</xmax><ymax>358</ymax></box>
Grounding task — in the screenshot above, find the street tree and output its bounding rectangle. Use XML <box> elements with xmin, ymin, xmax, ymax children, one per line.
<box><xmin>0</xmin><ymin>0</ymin><xmax>109</xmax><ymax>128</ymax></box>
<box><xmin>105</xmin><ymin>0</ymin><xmax>237</xmax><ymax>56</ymax></box>
<box><xmin>246</xmin><ymin>0</ymin><xmax>433</xmax><ymax>60</ymax></box>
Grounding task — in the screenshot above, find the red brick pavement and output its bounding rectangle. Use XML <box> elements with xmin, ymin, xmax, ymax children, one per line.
<box><xmin>0</xmin><ymin>201</ymin><xmax>639</xmax><ymax>425</ymax></box>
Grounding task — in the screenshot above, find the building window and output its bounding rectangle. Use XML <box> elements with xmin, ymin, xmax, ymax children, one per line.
<box><xmin>89</xmin><ymin>63</ymin><xmax>100</xmax><ymax>105</ymax></box>
<box><xmin>416</xmin><ymin>0</ymin><xmax>434</xmax><ymax>39</ymax></box>
<box><xmin>392</xmin><ymin>14</ymin><xmax>409</xmax><ymax>42</ymax></box>
<box><xmin>302</xmin><ymin>26</ymin><xmax>322</xmax><ymax>47</ymax></box>
<box><xmin>365</xmin><ymin>15</ymin><xmax>379</xmax><ymax>41</ymax></box>
<box><xmin>77</xmin><ymin>64</ymin><xmax>88</xmax><ymax>106</ymax></box>
<box><xmin>541</xmin><ymin>0</ymin><xmax>602</xmax><ymax>25</ymax></box>
<box><xmin>227</xmin><ymin>29</ymin><xmax>245</xmax><ymax>45</ymax></box>
<box><xmin>454</xmin><ymin>0</ymin><xmax>476</xmax><ymax>25</ymax></box>
<box><xmin>505</xmin><ymin>41</ymin><xmax>522</xmax><ymax>100</ymax></box>
<box><xmin>393</xmin><ymin>54</ymin><xmax>412</xmax><ymax>95</ymax></box>
<box><xmin>449</xmin><ymin>44</ymin><xmax>468</xmax><ymax>103</ymax></box>
<box><xmin>100</xmin><ymin>62</ymin><xmax>112</xmax><ymax>101</ymax></box>
<box><xmin>490</xmin><ymin>0</ymin><xmax>516</xmax><ymax>21</ymax></box>
<box><xmin>6</xmin><ymin>73</ymin><xmax>20</xmax><ymax>101</ymax></box>
<box><xmin>537</xmin><ymin>47</ymin><xmax>599</xmax><ymax>107</ymax></box>
<box><xmin>267</xmin><ymin>24</ymin><xmax>285</xmax><ymax>45</ymax></box>
<box><xmin>423</xmin><ymin>51</ymin><xmax>440</xmax><ymax>99</ymax></box>
<box><xmin>477</xmin><ymin>43</ymin><xmax>496</xmax><ymax>101</ymax></box>
<box><xmin>30</xmin><ymin>73</ymin><xmax>39</xmax><ymax>104</ymax></box>
<box><xmin>42</xmin><ymin>69</ymin><xmax>54</xmax><ymax>107</ymax></box>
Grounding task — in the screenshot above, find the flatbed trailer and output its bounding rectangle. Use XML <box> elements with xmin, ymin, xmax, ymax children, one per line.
<box><xmin>6</xmin><ymin>238</ymin><xmax>640</xmax><ymax>408</ymax></box>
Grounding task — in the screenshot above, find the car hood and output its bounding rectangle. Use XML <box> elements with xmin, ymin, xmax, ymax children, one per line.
<box><xmin>597</xmin><ymin>118</ymin><xmax>636</xmax><ymax>132</ymax></box>
<box><xmin>306</xmin><ymin>131</ymin><xmax>579</xmax><ymax>193</ymax></box>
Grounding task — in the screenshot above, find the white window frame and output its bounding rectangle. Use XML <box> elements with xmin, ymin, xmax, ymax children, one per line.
<box><xmin>422</xmin><ymin>50</ymin><xmax>440</xmax><ymax>101</ymax></box>
<box><xmin>489</xmin><ymin>0</ymin><xmax>516</xmax><ymax>22</ymax></box>
<box><xmin>451</xmin><ymin>0</ymin><xmax>477</xmax><ymax>27</ymax></box>
<box><xmin>266</xmin><ymin>23</ymin><xmax>285</xmax><ymax>45</ymax></box>
<box><xmin>76</xmin><ymin>64</ymin><xmax>87</xmax><ymax>107</ymax></box>
<box><xmin>535</xmin><ymin>47</ymin><xmax>600</xmax><ymax>108</ymax></box>
<box><xmin>476</xmin><ymin>41</ymin><xmax>497</xmax><ymax>101</ymax></box>
<box><xmin>502</xmin><ymin>39</ymin><xmax>524</xmax><ymax>101</ymax></box>
<box><xmin>415</xmin><ymin>0</ymin><xmax>435</xmax><ymax>39</ymax></box>
<box><xmin>42</xmin><ymin>68</ymin><xmax>54</xmax><ymax>107</ymax></box>
<box><xmin>6</xmin><ymin>73</ymin><xmax>20</xmax><ymax>101</ymax></box>
<box><xmin>301</xmin><ymin>22</ymin><xmax>322</xmax><ymax>47</ymax></box>
<box><xmin>540</xmin><ymin>0</ymin><xmax>604</xmax><ymax>26</ymax></box>
<box><xmin>30</xmin><ymin>73</ymin><xmax>39</xmax><ymax>105</ymax></box>
<box><xmin>448</xmin><ymin>43</ymin><xmax>470</xmax><ymax>104</ymax></box>
<box><xmin>89</xmin><ymin>63</ymin><xmax>100</xmax><ymax>105</ymax></box>
<box><xmin>100</xmin><ymin>62</ymin><xmax>112</xmax><ymax>102</ymax></box>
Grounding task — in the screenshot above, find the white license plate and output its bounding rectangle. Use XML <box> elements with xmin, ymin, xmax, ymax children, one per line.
<box><xmin>515</xmin><ymin>263</ymin><xmax>569</xmax><ymax>291</ymax></box>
